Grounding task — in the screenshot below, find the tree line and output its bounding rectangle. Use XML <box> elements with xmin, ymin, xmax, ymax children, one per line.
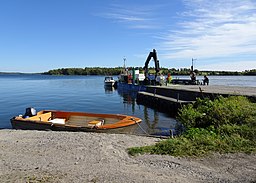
<box><xmin>43</xmin><ymin>67</ymin><xmax>256</xmax><ymax>76</ymax></box>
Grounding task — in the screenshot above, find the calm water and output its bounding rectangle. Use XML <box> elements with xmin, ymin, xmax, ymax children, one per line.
<box><xmin>0</xmin><ymin>74</ymin><xmax>255</xmax><ymax>136</ymax></box>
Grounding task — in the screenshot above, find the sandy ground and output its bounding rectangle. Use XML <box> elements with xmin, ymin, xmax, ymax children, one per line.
<box><xmin>0</xmin><ymin>130</ymin><xmax>255</xmax><ymax>183</ymax></box>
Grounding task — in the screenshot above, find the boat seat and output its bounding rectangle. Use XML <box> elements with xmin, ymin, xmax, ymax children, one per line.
<box><xmin>88</xmin><ymin>120</ymin><xmax>104</xmax><ymax>128</ymax></box>
<box><xmin>27</xmin><ymin>112</ymin><xmax>52</xmax><ymax>122</ymax></box>
<box><xmin>49</xmin><ymin>118</ymin><xmax>66</xmax><ymax>124</ymax></box>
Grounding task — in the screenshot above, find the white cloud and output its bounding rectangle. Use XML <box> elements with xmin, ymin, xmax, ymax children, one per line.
<box><xmin>99</xmin><ymin>0</ymin><xmax>256</xmax><ymax>71</ymax></box>
<box><xmin>100</xmin><ymin>4</ymin><xmax>156</xmax><ymax>29</ymax></box>
<box><xmin>159</xmin><ymin>0</ymin><xmax>256</xmax><ymax>64</ymax></box>
<box><xmin>197</xmin><ymin>60</ymin><xmax>256</xmax><ymax>72</ymax></box>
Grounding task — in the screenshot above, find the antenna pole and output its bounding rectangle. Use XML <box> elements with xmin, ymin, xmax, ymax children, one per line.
<box><xmin>191</xmin><ymin>58</ymin><xmax>197</xmax><ymax>71</ymax></box>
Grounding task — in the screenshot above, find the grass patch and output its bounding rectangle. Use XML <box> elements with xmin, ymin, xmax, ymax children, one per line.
<box><xmin>128</xmin><ymin>96</ymin><xmax>256</xmax><ymax>157</ymax></box>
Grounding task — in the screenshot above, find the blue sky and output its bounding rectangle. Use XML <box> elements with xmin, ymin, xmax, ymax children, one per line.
<box><xmin>0</xmin><ymin>0</ymin><xmax>256</xmax><ymax>73</ymax></box>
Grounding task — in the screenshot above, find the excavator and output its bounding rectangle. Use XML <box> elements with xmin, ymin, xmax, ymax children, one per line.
<box><xmin>143</xmin><ymin>49</ymin><xmax>160</xmax><ymax>85</ymax></box>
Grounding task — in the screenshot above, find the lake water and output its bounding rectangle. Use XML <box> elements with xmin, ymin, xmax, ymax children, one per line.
<box><xmin>0</xmin><ymin>74</ymin><xmax>255</xmax><ymax>136</ymax></box>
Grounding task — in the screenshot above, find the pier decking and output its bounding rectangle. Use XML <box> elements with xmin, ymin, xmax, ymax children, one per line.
<box><xmin>137</xmin><ymin>85</ymin><xmax>256</xmax><ymax>114</ymax></box>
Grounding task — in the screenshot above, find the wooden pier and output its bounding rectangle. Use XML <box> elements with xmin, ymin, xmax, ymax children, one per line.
<box><xmin>136</xmin><ymin>85</ymin><xmax>256</xmax><ymax>114</ymax></box>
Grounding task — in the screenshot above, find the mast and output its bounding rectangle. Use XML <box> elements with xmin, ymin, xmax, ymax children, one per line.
<box><xmin>191</xmin><ymin>58</ymin><xmax>197</xmax><ymax>72</ymax></box>
<box><xmin>123</xmin><ymin>57</ymin><xmax>127</xmax><ymax>74</ymax></box>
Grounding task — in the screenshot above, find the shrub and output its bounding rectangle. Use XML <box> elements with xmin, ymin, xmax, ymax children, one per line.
<box><xmin>128</xmin><ymin>96</ymin><xmax>256</xmax><ymax>157</ymax></box>
<box><xmin>177</xmin><ymin>96</ymin><xmax>256</xmax><ymax>129</ymax></box>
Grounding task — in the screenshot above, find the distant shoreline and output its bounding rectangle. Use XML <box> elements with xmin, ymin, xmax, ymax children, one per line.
<box><xmin>1</xmin><ymin>67</ymin><xmax>256</xmax><ymax>76</ymax></box>
<box><xmin>0</xmin><ymin>72</ymin><xmax>41</xmax><ymax>75</ymax></box>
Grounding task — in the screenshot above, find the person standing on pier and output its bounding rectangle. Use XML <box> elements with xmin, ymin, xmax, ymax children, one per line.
<box><xmin>190</xmin><ymin>71</ymin><xmax>196</xmax><ymax>82</ymax></box>
<box><xmin>166</xmin><ymin>73</ymin><xmax>172</xmax><ymax>85</ymax></box>
<box><xmin>203</xmin><ymin>75</ymin><xmax>209</xmax><ymax>85</ymax></box>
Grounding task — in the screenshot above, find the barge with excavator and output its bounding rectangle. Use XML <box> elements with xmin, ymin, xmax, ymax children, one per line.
<box><xmin>116</xmin><ymin>49</ymin><xmax>164</xmax><ymax>91</ymax></box>
<box><xmin>115</xmin><ymin>49</ymin><xmax>200</xmax><ymax>93</ymax></box>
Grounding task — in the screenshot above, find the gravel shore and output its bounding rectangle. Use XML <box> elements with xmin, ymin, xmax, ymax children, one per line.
<box><xmin>0</xmin><ymin>129</ymin><xmax>255</xmax><ymax>183</ymax></box>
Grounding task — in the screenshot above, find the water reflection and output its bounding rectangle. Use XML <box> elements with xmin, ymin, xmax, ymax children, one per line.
<box><xmin>143</xmin><ymin>106</ymin><xmax>158</xmax><ymax>130</ymax></box>
<box><xmin>117</xmin><ymin>89</ymin><xmax>137</xmax><ymax>103</ymax></box>
<box><xmin>104</xmin><ymin>86</ymin><xmax>115</xmax><ymax>94</ymax></box>
<box><xmin>142</xmin><ymin>106</ymin><xmax>172</xmax><ymax>136</ymax></box>
<box><xmin>117</xmin><ymin>88</ymin><xmax>173</xmax><ymax>136</ymax></box>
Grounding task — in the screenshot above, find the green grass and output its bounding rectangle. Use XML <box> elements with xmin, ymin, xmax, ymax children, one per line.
<box><xmin>128</xmin><ymin>96</ymin><xmax>256</xmax><ymax>157</ymax></box>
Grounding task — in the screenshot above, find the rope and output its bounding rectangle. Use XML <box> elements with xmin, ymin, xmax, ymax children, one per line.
<box><xmin>130</xmin><ymin>118</ymin><xmax>150</xmax><ymax>136</ymax></box>
<box><xmin>131</xmin><ymin>118</ymin><xmax>173</xmax><ymax>139</ymax></box>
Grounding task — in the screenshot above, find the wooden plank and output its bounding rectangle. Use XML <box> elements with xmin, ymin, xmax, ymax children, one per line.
<box><xmin>66</xmin><ymin>116</ymin><xmax>94</xmax><ymax>127</ymax></box>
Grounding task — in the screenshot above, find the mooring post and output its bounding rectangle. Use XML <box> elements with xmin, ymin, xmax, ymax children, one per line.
<box><xmin>170</xmin><ymin>129</ymin><xmax>174</xmax><ymax>138</ymax></box>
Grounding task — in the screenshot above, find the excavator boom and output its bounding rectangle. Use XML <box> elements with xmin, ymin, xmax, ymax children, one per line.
<box><xmin>143</xmin><ymin>49</ymin><xmax>160</xmax><ymax>81</ymax></box>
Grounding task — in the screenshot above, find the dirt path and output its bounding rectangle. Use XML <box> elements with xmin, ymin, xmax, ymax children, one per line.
<box><xmin>0</xmin><ymin>130</ymin><xmax>255</xmax><ymax>182</ymax></box>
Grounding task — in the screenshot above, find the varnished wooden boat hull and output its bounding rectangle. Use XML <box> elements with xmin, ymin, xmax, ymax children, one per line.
<box><xmin>10</xmin><ymin>110</ymin><xmax>142</xmax><ymax>133</ymax></box>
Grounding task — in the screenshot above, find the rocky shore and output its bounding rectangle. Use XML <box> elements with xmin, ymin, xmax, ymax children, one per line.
<box><xmin>0</xmin><ymin>129</ymin><xmax>255</xmax><ymax>182</ymax></box>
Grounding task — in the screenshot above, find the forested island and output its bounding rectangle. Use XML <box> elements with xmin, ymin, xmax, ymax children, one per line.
<box><xmin>42</xmin><ymin>67</ymin><xmax>256</xmax><ymax>76</ymax></box>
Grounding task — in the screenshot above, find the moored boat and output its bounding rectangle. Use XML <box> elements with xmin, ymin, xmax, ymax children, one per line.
<box><xmin>10</xmin><ymin>108</ymin><xmax>142</xmax><ymax>133</ymax></box>
<box><xmin>104</xmin><ymin>76</ymin><xmax>115</xmax><ymax>87</ymax></box>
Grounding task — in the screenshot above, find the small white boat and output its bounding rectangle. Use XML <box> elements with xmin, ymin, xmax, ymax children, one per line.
<box><xmin>104</xmin><ymin>76</ymin><xmax>115</xmax><ymax>87</ymax></box>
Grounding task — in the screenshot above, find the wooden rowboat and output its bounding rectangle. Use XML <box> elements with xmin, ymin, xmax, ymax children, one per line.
<box><xmin>10</xmin><ymin>109</ymin><xmax>142</xmax><ymax>133</ymax></box>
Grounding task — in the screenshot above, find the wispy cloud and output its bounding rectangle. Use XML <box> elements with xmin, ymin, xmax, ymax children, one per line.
<box><xmin>100</xmin><ymin>3</ymin><xmax>160</xmax><ymax>29</ymax></box>
<box><xmin>99</xmin><ymin>0</ymin><xmax>256</xmax><ymax>71</ymax></box>
<box><xmin>159</xmin><ymin>0</ymin><xmax>256</xmax><ymax>64</ymax></box>
<box><xmin>197</xmin><ymin>60</ymin><xmax>256</xmax><ymax>71</ymax></box>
